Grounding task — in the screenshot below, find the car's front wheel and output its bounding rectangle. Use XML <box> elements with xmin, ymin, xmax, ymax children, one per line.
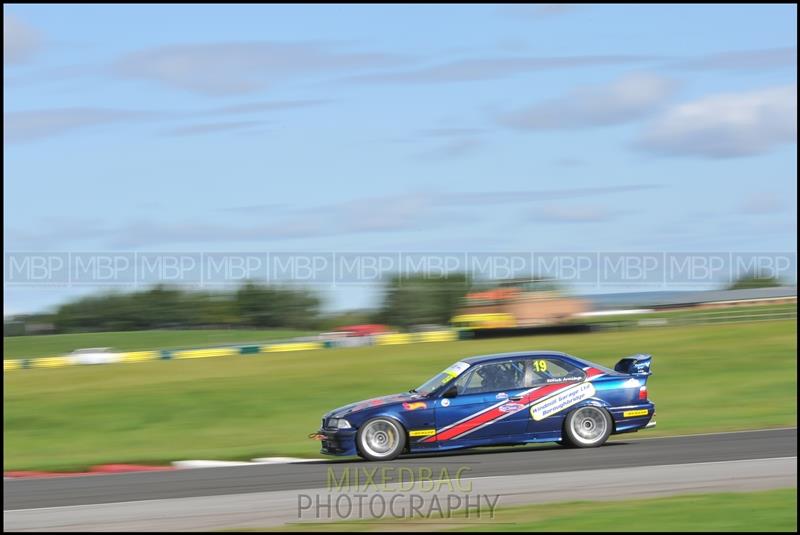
<box><xmin>356</xmin><ymin>417</ymin><xmax>406</xmax><ymax>461</ymax></box>
<box><xmin>563</xmin><ymin>406</ymin><xmax>612</xmax><ymax>448</ymax></box>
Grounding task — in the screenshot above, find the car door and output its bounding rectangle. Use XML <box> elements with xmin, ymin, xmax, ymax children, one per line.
<box><xmin>432</xmin><ymin>359</ymin><xmax>530</xmax><ymax>447</ymax></box>
<box><xmin>523</xmin><ymin>356</ymin><xmax>588</xmax><ymax>437</ymax></box>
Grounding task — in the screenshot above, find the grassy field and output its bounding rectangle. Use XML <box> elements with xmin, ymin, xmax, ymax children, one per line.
<box><xmin>3</xmin><ymin>329</ymin><xmax>316</xmax><ymax>359</ymax></box>
<box><xmin>265</xmin><ymin>488</ymin><xmax>798</xmax><ymax>532</ymax></box>
<box><xmin>3</xmin><ymin>320</ymin><xmax>796</xmax><ymax>470</ymax></box>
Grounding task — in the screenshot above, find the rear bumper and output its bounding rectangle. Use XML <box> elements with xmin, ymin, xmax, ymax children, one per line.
<box><xmin>610</xmin><ymin>403</ymin><xmax>656</xmax><ymax>433</ymax></box>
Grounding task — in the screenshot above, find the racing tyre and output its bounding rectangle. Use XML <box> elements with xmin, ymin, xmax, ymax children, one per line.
<box><xmin>563</xmin><ymin>406</ymin><xmax>612</xmax><ymax>448</ymax></box>
<box><xmin>356</xmin><ymin>417</ymin><xmax>406</xmax><ymax>461</ymax></box>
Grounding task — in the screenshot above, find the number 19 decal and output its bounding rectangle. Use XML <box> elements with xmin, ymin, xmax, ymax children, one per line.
<box><xmin>534</xmin><ymin>360</ymin><xmax>548</xmax><ymax>372</ymax></box>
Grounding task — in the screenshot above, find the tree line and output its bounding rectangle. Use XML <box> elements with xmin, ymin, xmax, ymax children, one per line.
<box><xmin>5</xmin><ymin>272</ymin><xmax>786</xmax><ymax>336</ymax></box>
<box><xmin>5</xmin><ymin>274</ymin><xmax>474</xmax><ymax>335</ymax></box>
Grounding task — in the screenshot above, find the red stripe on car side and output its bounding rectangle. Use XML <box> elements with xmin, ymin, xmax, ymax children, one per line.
<box><xmin>423</xmin><ymin>382</ymin><xmax>570</xmax><ymax>442</ymax></box>
<box><xmin>584</xmin><ymin>367</ymin><xmax>604</xmax><ymax>379</ymax></box>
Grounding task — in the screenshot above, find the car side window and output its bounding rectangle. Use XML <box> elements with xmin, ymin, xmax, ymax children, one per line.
<box><xmin>453</xmin><ymin>368</ymin><xmax>480</xmax><ymax>394</ymax></box>
<box><xmin>526</xmin><ymin>358</ymin><xmax>585</xmax><ymax>386</ymax></box>
<box><xmin>454</xmin><ymin>360</ymin><xmax>527</xmax><ymax>395</ymax></box>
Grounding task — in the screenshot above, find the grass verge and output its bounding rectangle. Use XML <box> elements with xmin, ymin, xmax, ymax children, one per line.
<box><xmin>3</xmin><ymin>329</ymin><xmax>315</xmax><ymax>359</ymax></box>
<box><xmin>4</xmin><ymin>320</ymin><xmax>796</xmax><ymax>470</ymax></box>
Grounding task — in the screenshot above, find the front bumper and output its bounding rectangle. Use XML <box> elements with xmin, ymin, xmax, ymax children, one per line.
<box><xmin>310</xmin><ymin>428</ymin><xmax>358</xmax><ymax>456</ymax></box>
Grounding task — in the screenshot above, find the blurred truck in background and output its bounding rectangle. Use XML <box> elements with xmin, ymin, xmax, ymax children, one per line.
<box><xmin>451</xmin><ymin>278</ymin><xmax>589</xmax><ymax>330</ymax></box>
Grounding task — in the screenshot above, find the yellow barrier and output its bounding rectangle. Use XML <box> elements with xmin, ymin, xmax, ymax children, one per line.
<box><xmin>4</xmin><ymin>360</ymin><xmax>22</xmax><ymax>372</ymax></box>
<box><xmin>174</xmin><ymin>347</ymin><xmax>239</xmax><ymax>359</ymax></box>
<box><xmin>30</xmin><ymin>356</ymin><xmax>72</xmax><ymax>369</ymax></box>
<box><xmin>451</xmin><ymin>313</ymin><xmax>516</xmax><ymax>329</ymax></box>
<box><xmin>417</xmin><ymin>330</ymin><xmax>458</xmax><ymax>343</ymax></box>
<box><xmin>375</xmin><ymin>333</ymin><xmax>413</xmax><ymax>346</ymax></box>
<box><xmin>262</xmin><ymin>342</ymin><xmax>323</xmax><ymax>353</ymax></box>
<box><xmin>6</xmin><ymin>329</ymin><xmax>462</xmax><ymax>371</ymax></box>
<box><xmin>120</xmin><ymin>351</ymin><xmax>159</xmax><ymax>363</ymax></box>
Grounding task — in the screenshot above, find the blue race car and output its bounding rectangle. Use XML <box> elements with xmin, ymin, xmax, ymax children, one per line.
<box><xmin>311</xmin><ymin>351</ymin><xmax>655</xmax><ymax>461</ymax></box>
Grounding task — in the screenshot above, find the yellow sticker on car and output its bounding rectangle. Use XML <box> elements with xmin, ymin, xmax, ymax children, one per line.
<box><xmin>623</xmin><ymin>409</ymin><xmax>649</xmax><ymax>417</ymax></box>
<box><xmin>409</xmin><ymin>429</ymin><xmax>436</xmax><ymax>437</ymax></box>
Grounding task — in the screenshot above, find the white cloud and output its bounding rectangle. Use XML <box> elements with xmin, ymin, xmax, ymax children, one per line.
<box><xmin>678</xmin><ymin>47</ymin><xmax>796</xmax><ymax>72</ymax></box>
<box><xmin>4</xmin><ymin>100</ymin><xmax>328</xmax><ymax>143</ymax></box>
<box><xmin>7</xmin><ymin>187</ymin><xmax>659</xmax><ymax>249</ymax></box>
<box><xmin>499</xmin><ymin>73</ymin><xmax>677</xmax><ymax>130</ymax></box>
<box><xmin>636</xmin><ymin>85</ymin><xmax>797</xmax><ymax>158</ymax></box>
<box><xmin>497</xmin><ymin>4</ymin><xmax>578</xmax><ymax>19</ymax></box>
<box><xmin>440</xmin><ymin>185</ymin><xmax>661</xmax><ymax>206</ymax></box>
<box><xmin>3</xmin><ymin>108</ymin><xmax>161</xmax><ymax>143</ymax></box>
<box><xmin>4</xmin><ymin>14</ymin><xmax>41</xmax><ymax>65</ymax></box>
<box><xmin>416</xmin><ymin>137</ymin><xmax>484</xmax><ymax>160</ymax></box>
<box><xmin>165</xmin><ymin>120</ymin><xmax>266</xmax><ymax>137</ymax></box>
<box><xmin>527</xmin><ymin>205</ymin><xmax>629</xmax><ymax>223</ymax></box>
<box><xmin>350</xmin><ymin>55</ymin><xmax>657</xmax><ymax>85</ymax></box>
<box><xmin>205</xmin><ymin>99</ymin><xmax>330</xmax><ymax>115</ymax></box>
<box><xmin>111</xmin><ymin>41</ymin><xmax>409</xmax><ymax>95</ymax></box>
<box><xmin>740</xmin><ymin>193</ymin><xmax>788</xmax><ymax>215</ymax></box>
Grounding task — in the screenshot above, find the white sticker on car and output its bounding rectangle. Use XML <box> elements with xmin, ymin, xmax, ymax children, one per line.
<box><xmin>444</xmin><ymin>361</ymin><xmax>470</xmax><ymax>378</ymax></box>
<box><xmin>530</xmin><ymin>382</ymin><xmax>596</xmax><ymax>421</ymax></box>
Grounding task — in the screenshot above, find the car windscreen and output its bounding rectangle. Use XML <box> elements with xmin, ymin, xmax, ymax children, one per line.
<box><xmin>414</xmin><ymin>361</ymin><xmax>470</xmax><ymax>396</ymax></box>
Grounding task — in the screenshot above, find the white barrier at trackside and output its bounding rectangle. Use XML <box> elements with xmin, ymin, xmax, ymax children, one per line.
<box><xmin>173</xmin><ymin>457</ymin><xmax>323</xmax><ymax>469</ymax></box>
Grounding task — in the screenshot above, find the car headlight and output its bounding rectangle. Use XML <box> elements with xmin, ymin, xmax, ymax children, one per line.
<box><xmin>337</xmin><ymin>419</ymin><xmax>352</xmax><ymax>429</ymax></box>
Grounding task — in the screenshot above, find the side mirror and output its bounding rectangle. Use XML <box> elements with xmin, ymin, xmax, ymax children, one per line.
<box><xmin>443</xmin><ymin>385</ymin><xmax>458</xmax><ymax>398</ymax></box>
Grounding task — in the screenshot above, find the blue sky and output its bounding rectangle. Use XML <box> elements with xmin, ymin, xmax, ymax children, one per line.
<box><xmin>3</xmin><ymin>4</ymin><xmax>797</xmax><ymax>314</ymax></box>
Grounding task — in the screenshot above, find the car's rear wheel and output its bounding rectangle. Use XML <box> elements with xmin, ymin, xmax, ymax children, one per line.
<box><xmin>563</xmin><ymin>406</ymin><xmax>612</xmax><ymax>448</ymax></box>
<box><xmin>356</xmin><ymin>417</ymin><xmax>406</xmax><ymax>461</ymax></box>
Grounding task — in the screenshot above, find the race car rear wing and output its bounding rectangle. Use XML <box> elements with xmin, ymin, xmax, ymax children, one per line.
<box><xmin>614</xmin><ymin>354</ymin><xmax>652</xmax><ymax>377</ymax></box>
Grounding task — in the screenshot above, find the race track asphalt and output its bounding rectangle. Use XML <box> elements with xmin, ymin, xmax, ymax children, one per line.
<box><xmin>4</xmin><ymin>428</ymin><xmax>796</xmax><ymax>510</ymax></box>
